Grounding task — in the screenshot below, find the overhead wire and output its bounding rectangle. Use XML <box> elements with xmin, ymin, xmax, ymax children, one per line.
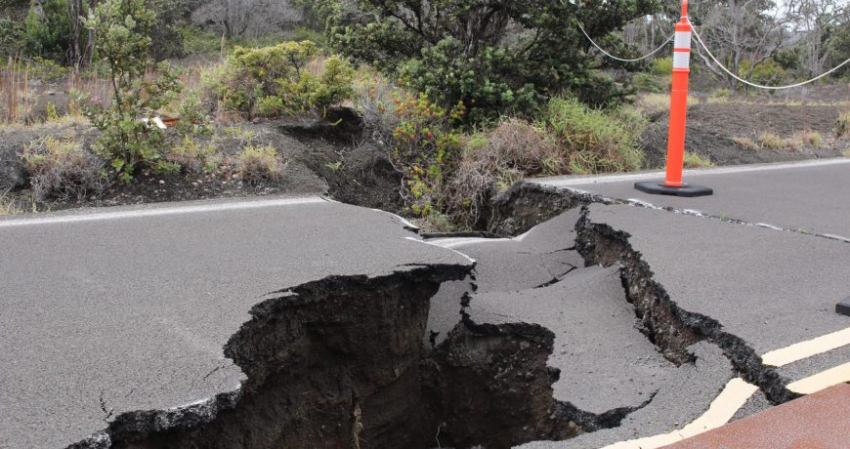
<box><xmin>578</xmin><ymin>23</ymin><xmax>674</xmax><ymax>63</ymax></box>
<box><xmin>688</xmin><ymin>18</ymin><xmax>850</xmax><ymax>91</ymax></box>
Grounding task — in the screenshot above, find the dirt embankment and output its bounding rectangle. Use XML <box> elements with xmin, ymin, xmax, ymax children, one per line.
<box><xmin>642</xmin><ymin>103</ymin><xmax>847</xmax><ymax>168</ymax></box>
<box><xmin>0</xmin><ymin>108</ymin><xmax>404</xmax><ymax>213</ymax></box>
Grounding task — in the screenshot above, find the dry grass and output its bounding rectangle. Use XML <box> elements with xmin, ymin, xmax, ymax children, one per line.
<box><xmin>443</xmin><ymin>119</ymin><xmax>557</xmax><ymax>228</ymax></box>
<box><xmin>1</xmin><ymin>56</ymin><xmax>32</xmax><ymax>123</ymax></box>
<box><xmin>732</xmin><ymin>136</ymin><xmax>760</xmax><ymax>151</ymax></box>
<box><xmin>792</xmin><ymin>130</ymin><xmax>824</xmax><ymax>148</ymax></box>
<box><xmin>837</xmin><ymin>112</ymin><xmax>850</xmax><ymax>138</ymax></box>
<box><xmin>0</xmin><ymin>194</ymin><xmax>21</xmax><ymax>216</ymax></box>
<box><xmin>21</xmin><ymin>136</ymin><xmax>105</xmax><ymax>202</ymax></box>
<box><xmin>237</xmin><ymin>144</ymin><xmax>285</xmax><ymax>186</ymax></box>
<box><xmin>758</xmin><ymin>132</ymin><xmax>793</xmax><ymax>150</ymax></box>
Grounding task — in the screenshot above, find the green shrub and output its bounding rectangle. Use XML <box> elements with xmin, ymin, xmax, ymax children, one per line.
<box><xmin>311</xmin><ymin>56</ymin><xmax>355</xmax><ymax>112</ymax></box>
<box><xmin>207</xmin><ymin>41</ymin><xmax>354</xmax><ymax>118</ymax></box>
<box><xmin>175</xmin><ymin>89</ymin><xmax>212</xmax><ymax>137</ymax></box>
<box><xmin>739</xmin><ymin>59</ymin><xmax>786</xmax><ymax>85</ymax></box>
<box><xmin>387</xmin><ymin>93</ymin><xmax>464</xmax><ymax>216</ymax></box>
<box><xmin>237</xmin><ymin>145</ymin><xmax>283</xmax><ymax>186</ymax></box>
<box><xmin>651</xmin><ymin>57</ymin><xmax>673</xmax><ymax>76</ymax></box>
<box><xmin>633</xmin><ymin>72</ymin><xmax>668</xmax><ymax>93</ymax></box>
<box><xmin>179</xmin><ymin>24</ymin><xmax>223</xmax><ymax>55</ymax></box>
<box><xmin>23</xmin><ymin>0</ymin><xmax>71</xmax><ymax>62</ymax></box>
<box><xmin>0</xmin><ymin>18</ymin><xmax>24</xmax><ymax>57</ymax></box>
<box><xmin>165</xmin><ymin>136</ymin><xmax>220</xmax><ymax>174</ymax></box>
<box><xmin>152</xmin><ymin>159</ymin><xmax>181</xmax><ymax>176</ymax></box>
<box><xmin>319</xmin><ymin>0</ymin><xmax>655</xmax><ymax>123</ymax></box>
<box><xmin>22</xmin><ymin>136</ymin><xmax>105</xmax><ymax>201</ymax></box>
<box><xmin>81</xmin><ymin>0</ymin><xmax>182</xmax><ymax>183</ymax></box>
<box><xmin>542</xmin><ymin>97</ymin><xmax>644</xmax><ymax>175</ymax></box>
<box><xmin>836</xmin><ymin>112</ymin><xmax>850</xmax><ymax>138</ymax></box>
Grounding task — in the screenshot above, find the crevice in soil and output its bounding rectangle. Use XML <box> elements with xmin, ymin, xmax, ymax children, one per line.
<box><xmin>68</xmin><ymin>262</ymin><xmax>608</xmax><ymax>449</ymax></box>
<box><xmin>574</xmin><ymin>208</ymin><xmax>799</xmax><ymax>405</ymax></box>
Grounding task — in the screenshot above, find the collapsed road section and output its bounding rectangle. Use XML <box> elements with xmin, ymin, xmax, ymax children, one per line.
<box><xmin>0</xmin><ymin>197</ymin><xmax>588</xmax><ymax>449</ymax></box>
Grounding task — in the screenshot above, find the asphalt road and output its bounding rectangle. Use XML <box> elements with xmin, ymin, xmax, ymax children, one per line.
<box><xmin>0</xmin><ymin>196</ymin><xmax>472</xmax><ymax>449</ymax></box>
<box><xmin>533</xmin><ymin>158</ymin><xmax>850</xmax><ymax>240</ymax></box>
<box><xmin>427</xmin><ymin>210</ymin><xmax>732</xmax><ymax>442</ymax></box>
<box><xmin>582</xmin><ymin>203</ymin><xmax>850</xmax><ymax>356</ymax></box>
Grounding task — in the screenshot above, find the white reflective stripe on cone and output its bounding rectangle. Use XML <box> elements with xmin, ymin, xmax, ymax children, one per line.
<box><xmin>674</xmin><ymin>31</ymin><xmax>692</xmax><ymax>49</ymax></box>
<box><xmin>673</xmin><ymin>52</ymin><xmax>690</xmax><ymax>69</ymax></box>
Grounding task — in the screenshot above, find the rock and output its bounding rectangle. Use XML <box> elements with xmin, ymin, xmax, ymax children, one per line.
<box><xmin>0</xmin><ymin>158</ymin><xmax>26</xmax><ymax>192</ymax></box>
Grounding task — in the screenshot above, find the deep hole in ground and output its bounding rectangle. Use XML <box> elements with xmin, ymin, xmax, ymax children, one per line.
<box><xmin>73</xmin><ymin>185</ymin><xmax>792</xmax><ymax>449</ymax></box>
<box><xmin>85</xmin><ymin>265</ymin><xmax>588</xmax><ymax>449</ymax></box>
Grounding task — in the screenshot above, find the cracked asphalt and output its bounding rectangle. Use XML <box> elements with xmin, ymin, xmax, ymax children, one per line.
<box><xmin>0</xmin><ymin>196</ymin><xmax>473</xmax><ymax>449</ymax></box>
<box><xmin>535</xmin><ymin>158</ymin><xmax>850</xmax><ymax>240</ymax></box>
<box><xmin>427</xmin><ymin>210</ymin><xmax>733</xmax><ymax>442</ymax></box>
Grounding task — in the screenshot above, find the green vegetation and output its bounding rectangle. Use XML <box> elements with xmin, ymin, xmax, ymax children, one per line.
<box><xmin>205</xmin><ymin>41</ymin><xmax>354</xmax><ymax>119</ymax></box>
<box><xmin>237</xmin><ymin>144</ymin><xmax>284</xmax><ymax>186</ymax></box>
<box><xmin>23</xmin><ymin>0</ymin><xmax>72</xmax><ymax>62</ymax></box>
<box><xmin>682</xmin><ymin>152</ymin><xmax>714</xmax><ymax>169</ymax></box>
<box><xmin>21</xmin><ymin>136</ymin><xmax>105</xmax><ymax>201</ymax></box>
<box><xmin>543</xmin><ymin>97</ymin><xmax>644</xmax><ymax>175</ymax></box>
<box><xmin>81</xmin><ymin>0</ymin><xmax>182</xmax><ymax>183</ymax></box>
<box><xmin>385</xmin><ymin>93</ymin><xmax>464</xmax><ymax>216</ymax></box>
<box><xmin>0</xmin><ymin>17</ymin><xmax>24</xmax><ymax>57</ymax></box>
<box><xmin>313</xmin><ymin>0</ymin><xmax>659</xmax><ymax>123</ymax></box>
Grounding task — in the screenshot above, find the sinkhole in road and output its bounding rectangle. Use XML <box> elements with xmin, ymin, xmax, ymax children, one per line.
<box><xmin>94</xmin><ymin>192</ymin><xmax>786</xmax><ymax>449</ymax></box>
<box><xmin>102</xmin><ymin>268</ymin><xmax>586</xmax><ymax>449</ymax></box>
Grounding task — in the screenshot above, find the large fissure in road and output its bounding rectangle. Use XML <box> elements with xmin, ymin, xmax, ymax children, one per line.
<box><xmin>83</xmin><ymin>265</ymin><xmax>585</xmax><ymax>449</ymax></box>
<box><xmin>575</xmin><ymin>208</ymin><xmax>798</xmax><ymax>405</ymax></box>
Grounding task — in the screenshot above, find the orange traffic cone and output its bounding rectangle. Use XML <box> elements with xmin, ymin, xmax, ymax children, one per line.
<box><xmin>635</xmin><ymin>0</ymin><xmax>713</xmax><ymax>198</ymax></box>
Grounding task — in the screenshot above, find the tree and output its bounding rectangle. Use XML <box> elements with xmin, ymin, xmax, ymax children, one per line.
<box><xmin>67</xmin><ymin>0</ymin><xmax>97</xmax><ymax>68</ymax></box>
<box><xmin>190</xmin><ymin>0</ymin><xmax>303</xmax><ymax>40</ymax></box>
<box><xmin>786</xmin><ymin>0</ymin><xmax>850</xmax><ymax>76</ymax></box>
<box><xmin>690</xmin><ymin>0</ymin><xmax>788</xmax><ymax>88</ymax></box>
<box><xmin>316</xmin><ymin>0</ymin><xmax>660</xmax><ymax>123</ymax></box>
<box><xmin>82</xmin><ymin>0</ymin><xmax>182</xmax><ymax>182</ymax></box>
<box><xmin>23</xmin><ymin>0</ymin><xmax>72</xmax><ymax>61</ymax></box>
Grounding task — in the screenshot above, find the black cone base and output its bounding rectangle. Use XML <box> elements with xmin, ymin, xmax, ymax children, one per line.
<box><xmin>837</xmin><ymin>298</ymin><xmax>850</xmax><ymax>317</ymax></box>
<box><xmin>634</xmin><ymin>181</ymin><xmax>714</xmax><ymax>197</ymax></box>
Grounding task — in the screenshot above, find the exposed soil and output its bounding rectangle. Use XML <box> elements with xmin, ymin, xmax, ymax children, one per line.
<box><xmin>642</xmin><ymin>102</ymin><xmax>847</xmax><ymax>169</ymax></box>
<box><xmin>575</xmin><ymin>208</ymin><xmax>799</xmax><ymax>405</ymax></box>
<box><xmin>0</xmin><ymin>108</ymin><xmax>404</xmax><ymax>214</ymax></box>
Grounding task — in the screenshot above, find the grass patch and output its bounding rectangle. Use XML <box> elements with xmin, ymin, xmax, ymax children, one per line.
<box><xmin>837</xmin><ymin>112</ymin><xmax>850</xmax><ymax>138</ymax></box>
<box><xmin>758</xmin><ymin>132</ymin><xmax>793</xmax><ymax>150</ymax></box>
<box><xmin>792</xmin><ymin>130</ymin><xmax>823</xmax><ymax>148</ymax></box>
<box><xmin>683</xmin><ymin>152</ymin><xmax>714</xmax><ymax>168</ymax></box>
<box><xmin>237</xmin><ymin>144</ymin><xmax>284</xmax><ymax>186</ymax></box>
<box><xmin>732</xmin><ymin>136</ymin><xmax>760</xmax><ymax>151</ymax></box>
<box><xmin>543</xmin><ymin>97</ymin><xmax>644</xmax><ymax>175</ymax></box>
<box><xmin>443</xmin><ymin>119</ymin><xmax>554</xmax><ymax>227</ymax></box>
<box><xmin>0</xmin><ymin>194</ymin><xmax>20</xmax><ymax>216</ymax></box>
<box><xmin>21</xmin><ymin>136</ymin><xmax>105</xmax><ymax>202</ymax></box>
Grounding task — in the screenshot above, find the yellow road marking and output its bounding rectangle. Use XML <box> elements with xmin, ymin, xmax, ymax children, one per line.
<box><xmin>600</xmin><ymin>378</ymin><xmax>758</xmax><ymax>449</ymax></box>
<box><xmin>600</xmin><ymin>326</ymin><xmax>850</xmax><ymax>448</ymax></box>
<box><xmin>787</xmin><ymin>362</ymin><xmax>850</xmax><ymax>395</ymax></box>
<box><xmin>761</xmin><ymin>327</ymin><xmax>850</xmax><ymax>367</ymax></box>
